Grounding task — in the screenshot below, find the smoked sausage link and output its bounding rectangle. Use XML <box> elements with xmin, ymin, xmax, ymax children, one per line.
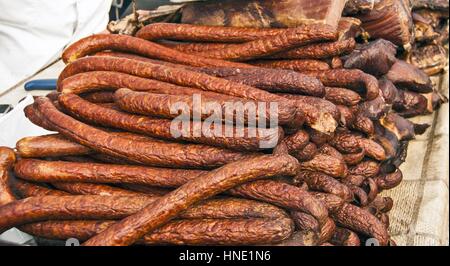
<box><xmin>62</xmin><ymin>34</ymin><xmax>250</xmax><ymax>68</ymax></box>
<box><xmin>33</xmin><ymin>97</ymin><xmax>258</xmax><ymax>169</ymax></box>
<box><xmin>82</xmin><ymin>154</ymin><xmax>299</xmax><ymax>246</ymax></box>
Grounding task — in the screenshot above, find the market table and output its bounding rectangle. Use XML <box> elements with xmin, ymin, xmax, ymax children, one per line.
<box><xmin>0</xmin><ymin>61</ymin><xmax>448</xmax><ymax>246</ymax></box>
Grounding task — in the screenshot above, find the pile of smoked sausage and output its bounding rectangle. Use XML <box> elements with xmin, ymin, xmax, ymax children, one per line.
<box><xmin>0</xmin><ymin>21</ymin><xmax>446</xmax><ymax>246</ymax></box>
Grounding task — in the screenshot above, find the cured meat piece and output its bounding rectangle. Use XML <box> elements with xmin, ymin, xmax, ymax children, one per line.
<box><xmin>229</xmin><ymin>179</ymin><xmax>329</xmax><ymax>226</ymax></box>
<box><xmin>192</xmin><ymin>25</ymin><xmax>338</xmax><ymax>61</ymax></box>
<box><xmin>291</xmin><ymin>212</ymin><xmax>320</xmax><ymax>232</ymax></box>
<box><xmin>282</xmin><ymin>130</ymin><xmax>310</xmax><ymax>155</ymax></box>
<box><xmin>57</xmin><ymin>57</ymin><xmax>303</xmax><ymax>129</ymax></box>
<box><xmin>113</xmin><ymin>88</ymin><xmax>274</xmax><ymax>126</ymax></box>
<box><xmin>281</xmin><ymin>94</ymin><xmax>339</xmax><ymax>133</ymax></box>
<box><xmin>303</xmin><ymin>69</ymin><xmax>380</xmax><ymax>101</ymax></box>
<box><xmin>337</xmin><ymin>105</ymin><xmax>356</xmax><ymax>128</ymax></box>
<box><xmin>408</xmin><ymin>44</ymin><xmax>448</xmax><ymax>76</ymax></box>
<box><xmin>264</xmin><ymin>39</ymin><xmax>356</xmax><ymax>60</ymax></box>
<box><xmin>385</xmin><ymin>60</ymin><xmax>433</xmax><ymax>93</ymax></box>
<box><xmin>82</xmin><ymin>154</ymin><xmax>299</xmax><ymax>246</ymax></box>
<box><xmin>52</xmin><ymin>182</ymin><xmax>144</xmax><ymax>197</ymax></box>
<box><xmin>324</xmin><ymin>87</ymin><xmax>362</xmax><ymax>106</ymax></box>
<box><xmin>356</xmin><ymin>0</ymin><xmax>414</xmax><ymax>47</ymax></box>
<box><xmin>373</xmin><ymin>169</ymin><xmax>403</xmax><ymax>191</ymax></box>
<box><xmin>412</xmin><ymin>0</ymin><xmax>449</xmax><ymax>11</ymax></box>
<box><xmin>343</xmin><ymin>39</ymin><xmax>398</xmax><ymax>77</ymax></box>
<box><xmin>81</xmin><ymin>91</ymin><xmax>115</xmax><ymax>104</ymax></box>
<box><xmin>310</xmin><ymin>192</ymin><xmax>346</xmax><ymax>213</ymax></box>
<box><xmin>62</xmin><ymin>34</ymin><xmax>249</xmax><ymax>68</ymax></box>
<box><xmin>337</xmin><ymin>17</ymin><xmax>363</xmax><ymax>40</ymax></box>
<box><xmin>393</xmin><ymin>89</ymin><xmax>429</xmax><ymax>117</ymax></box>
<box><xmin>181</xmin><ymin>0</ymin><xmax>347</xmax><ymax>29</ymax></box>
<box><xmin>342</xmin><ymin>150</ymin><xmax>366</xmax><ymax>166</ymax></box>
<box><xmin>136</xmin><ymin>23</ymin><xmax>337</xmax><ymax>43</ymax></box>
<box><xmin>294</xmin><ymin>142</ymin><xmax>319</xmax><ymax>162</ymax></box>
<box><xmin>299</xmin><ymin>153</ymin><xmax>348</xmax><ymax>178</ymax></box>
<box><xmin>89</xmin><ymin>54</ymin><xmax>326</xmax><ymax>97</ymax></box>
<box><xmin>59</xmin><ymin>93</ymin><xmax>281</xmax><ymax>151</ymax></box>
<box><xmin>294</xmin><ymin>171</ymin><xmax>353</xmax><ymax>201</ymax></box>
<box><xmin>195</xmin><ymin>67</ymin><xmax>325</xmax><ymax>96</ymax></box>
<box><xmin>378</xmin><ymin>77</ymin><xmax>399</xmax><ymax>105</ymax></box>
<box><xmin>344</xmin><ymin>0</ymin><xmax>377</xmax><ymax>15</ymax></box>
<box><xmin>16</xmin><ymin>134</ymin><xmax>92</xmax><ymax>158</ymax></box>
<box><xmin>331</xmin><ymin>203</ymin><xmax>390</xmax><ymax>246</ymax></box>
<box><xmin>330</xmin><ymin>227</ymin><xmax>361</xmax><ymax>246</ymax></box>
<box><xmin>33</xmin><ymin>97</ymin><xmax>258</xmax><ymax>169</ymax></box>
<box><xmin>13</xmin><ymin>179</ymin><xmax>70</xmax><ymax>197</ymax></box>
<box><xmin>357</xmin><ymin>92</ymin><xmax>390</xmax><ymax>120</ymax></box>
<box><xmin>20</xmin><ymin>218</ymin><xmax>294</xmax><ymax>246</ymax></box>
<box><xmin>250</xmin><ymin>59</ymin><xmax>331</xmax><ymax>72</ymax></box>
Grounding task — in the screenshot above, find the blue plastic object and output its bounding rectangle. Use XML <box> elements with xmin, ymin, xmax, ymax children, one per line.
<box><xmin>24</xmin><ymin>79</ymin><xmax>57</xmax><ymax>91</ymax></box>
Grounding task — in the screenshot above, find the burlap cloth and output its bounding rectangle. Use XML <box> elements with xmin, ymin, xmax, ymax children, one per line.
<box><xmin>382</xmin><ymin>67</ymin><xmax>449</xmax><ymax>246</ymax></box>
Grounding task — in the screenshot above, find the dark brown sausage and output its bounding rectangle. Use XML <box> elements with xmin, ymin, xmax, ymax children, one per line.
<box><xmin>303</xmin><ymin>69</ymin><xmax>379</xmax><ymax>101</ymax></box>
<box><xmin>161</xmin><ymin>39</ymin><xmax>356</xmax><ymax>61</ymax></box>
<box><xmin>294</xmin><ymin>171</ymin><xmax>353</xmax><ymax>202</ymax></box>
<box><xmin>250</xmin><ymin>59</ymin><xmax>331</xmax><ymax>72</ymax></box>
<box><xmin>81</xmin><ymin>91</ymin><xmax>115</xmax><ymax>103</ymax></box>
<box><xmin>280</xmin><ymin>94</ymin><xmax>338</xmax><ymax>133</ymax></box>
<box><xmin>33</xmin><ymin>97</ymin><xmax>258</xmax><ymax>169</ymax></box>
<box><xmin>373</xmin><ymin>169</ymin><xmax>403</xmax><ymax>191</ymax></box>
<box><xmin>0</xmin><ymin>191</ymin><xmax>294</xmax><ymax>234</ymax></box>
<box><xmin>136</xmin><ymin>23</ymin><xmax>336</xmax><ymax>43</ymax></box>
<box><xmin>294</xmin><ymin>142</ymin><xmax>319</xmax><ymax>162</ymax></box>
<box><xmin>94</xmin><ymin>52</ymin><xmax>326</xmax><ymax>97</ymax></box>
<box><xmin>342</xmin><ymin>150</ymin><xmax>366</xmax><ymax>166</ymax></box>
<box><xmin>329</xmin><ymin>131</ymin><xmax>363</xmax><ymax>154</ymax></box>
<box><xmin>16</xmin><ymin>134</ymin><xmax>92</xmax><ymax>158</ymax></box>
<box><xmin>52</xmin><ymin>182</ymin><xmax>145</xmax><ymax>197</ymax></box>
<box><xmin>348</xmin><ymin>160</ymin><xmax>381</xmax><ymax>178</ymax></box>
<box><xmin>324</xmin><ymin>87</ymin><xmax>362</xmax><ymax>106</ymax></box>
<box><xmin>59</xmin><ymin>71</ymin><xmax>237</xmax><ymax>100</ymax></box>
<box><xmin>310</xmin><ymin>192</ymin><xmax>346</xmax><ymax>213</ymax></box>
<box><xmin>196</xmin><ymin>67</ymin><xmax>326</xmax><ymax>97</ymax></box>
<box><xmin>229</xmin><ymin>179</ymin><xmax>328</xmax><ymax>226</ymax></box>
<box><xmin>358</xmin><ymin>138</ymin><xmax>387</xmax><ymax>161</ymax></box>
<box><xmin>59</xmin><ymin>93</ymin><xmax>282</xmax><ymax>151</ymax></box>
<box><xmin>62</xmin><ymin>34</ymin><xmax>250</xmax><ymax>68</ymax></box>
<box><xmin>0</xmin><ymin>147</ymin><xmax>17</xmax><ymax>206</ymax></box>
<box><xmin>318</xmin><ymin>218</ymin><xmax>337</xmax><ymax>244</ymax></box>
<box><xmin>336</xmin><ymin>105</ymin><xmax>356</xmax><ymax>128</ymax></box>
<box><xmin>351</xmin><ymin>112</ymin><xmax>375</xmax><ymax>136</ymax></box>
<box><xmin>20</xmin><ymin>217</ymin><xmax>294</xmax><ymax>246</ymax></box>
<box><xmin>193</xmin><ymin>25</ymin><xmax>338</xmax><ymax>61</ymax></box>
<box><xmin>318</xmin><ymin>144</ymin><xmax>344</xmax><ymax>161</ymax></box>
<box><xmin>266</xmin><ymin>39</ymin><xmax>356</xmax><ymax>60</ymax></box>
<box><xmin>14</xmin><ymin>159</ymin><xmax>205</xmax><ymax>188</ymax></box>
<box><xmin>57</xmin><ymin>57</ymin><xmax>303</xmax><ymax>129</ymax></box>
<box><xmin>13</xmin><ymin>179</ymin><xmax>70</xmax><ymax>197</ymax></box>
<box><xmin>282</xmin><ymin>130</ymin><xmax>310</xmax><ymax>155</ymax></box>
<box><xmin>299</xmin><ymin>154</ymin><xmax>348</xmax><ymax>178</ymax></box>
<box><xmin>113</xmin><ymin>88</ymin><xmax>277</xmax><ymax>126</ymax></box>
<box><xmin>290</xmin><ymin>211</ymin><xmax>320</xmax><ymax>232</ymax></box>
<box><xmin>331</xmin><ymin>203</ymin><xmax>389</xmax><ymax>246</ymax></box>
<box><xmin>330</xmin><ymin>227</ymin><xmax>361</xmax><ymax>246</ymax></box>
<box><xmin>18</xmin><ymin>183</ymin><xmax>289</xmax><ymax>220</ymax></box>
<box><xmin>82</xmin><ymin>154</ymin><xmax>299</xmax><ymax>246</ymax></box>
<box><xmin>24</xmin><ymin>104</ymin><xmax>56</xmax><ymax>131</ymax></box>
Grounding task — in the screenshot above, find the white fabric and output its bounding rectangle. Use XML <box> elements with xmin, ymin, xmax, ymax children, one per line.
<box><xmin>0</xmin><ymin>0</ymin><xmax>112</xmax><ymax>94</ymax></box>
